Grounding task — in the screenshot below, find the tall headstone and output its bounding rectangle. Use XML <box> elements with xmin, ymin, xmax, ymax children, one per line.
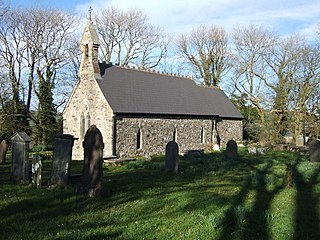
<box><xmin>82</xmin><ymin>125</ymin><xmax>106</xmax><ymax>197</ymax></box>
<box><xmin>50</xmin><ymin>134</ymin><xmax>76</xmax><ymax>187</ymax></box>
<box><xmin>0</xmin><ymin>139</ymin><xmax>7</xmax><ymax>164</ymax></box>
<box><xmin>226</xmin><ymin>139</ymin><xmax>238</xmax><ymax>161</ymax></box>
<box><xmin>11</xmin><ymin>132</ymin><xmax>31</xmax><ymax>184</ymax></box>
<box><xmin>165</xmin><ymin>141</ymin><xmax>179</xmax><ymax>173</ymax></box>
<box><xmin>309</xmin><ymin>140</ymin><xmax>320</xmax><ymax>162</ymax></box>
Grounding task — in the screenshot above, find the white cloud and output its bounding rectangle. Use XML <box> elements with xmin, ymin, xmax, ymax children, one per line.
<box><xmin>75</xmin><ymin>0</ymin><xmax>320</xmax><ymax>37</ymax></box>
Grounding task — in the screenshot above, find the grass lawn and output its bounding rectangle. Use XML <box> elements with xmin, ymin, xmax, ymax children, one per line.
<box><xmin>1</xmin><ymin>149</ymin><xmax>320</xmax><ymax>240</ymax></box>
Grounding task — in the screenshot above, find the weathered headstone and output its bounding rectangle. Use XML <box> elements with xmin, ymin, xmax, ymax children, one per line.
<box><xmin>11</xmin><ymin>132</ymin><xmax>31</xmax><ymax>184</ymax></box>
<box><xmin>31</xmin><ymin>154</ymin><xmax>42</xmax><ymax>189</ymax></box>
<box><xmin>0</xmin><ymin>139</ymin><xmax>7</xmax><ymax>164</ymax></box>
<box><xmin>296</xmin><ymin>135</ymin><xmax>304</xmax><ymax>147</ymax></box>
<box><xmin>51</xmin><ymin>134</ymin><xmax>76</xmax><ymax>187</ymax></box>
<box><xmin>309</xmin><ymin>140</ymin><xmax>320</xmax><ymax>162</ymax></box>
<box><xmin>82</xmin><ymin>125</ymin><xmax>106</xmax><ymax>197</ymax></box>
<box><xmin>165</xmin><ymin>141</ymin><xmax>179</xmax><ymax>173</ymax></box>
<box><xmin>226</xmin><ymin>139</ymin><xmax>238</xmax><ymax>161</ymax></box>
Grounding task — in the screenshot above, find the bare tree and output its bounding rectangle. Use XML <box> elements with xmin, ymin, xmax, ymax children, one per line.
<box><xmin>177</xmin><ymin>25</ymin><xmax>229</xmax><ymax>86</ymax></box>
<box><xmin>232</xmin><ymin>25</ymin><xmax>276</xmax><ymax>144</ymax></box>
<box><xmin>0</xmin><ymin>6</ymin><xmax>78</xmax><ymax>144</ymax></box>
<box><xmin>95</xmin><ymin>7</ymin><xmax>169</xmax><ymax>69</ymax></box>
<box><xmin>21</xmin><ymin>7</ymin><xmax>77</xmax><ymax>144</ymax></box>
<box><xmin>232</xmin><ymin>25</ymin><xmax>320</xmax><ymax>144</ymax></box>
<box><xmin>0</xmin><ymin>8</ymin><xmax>25</xmax><ymax>117</ymax></box>
<box><xmin>260</xmin><ymin>35</ymin><xmax>303</xmax><ymax>140</ymax></box>
<box><xmin>0</xmin><ymin>0</ymin><xmax>8</xmax><ymax>17</ymax></box>
<box><xmin>289</xmin><ymin>43</ymin><xmax>320</xmax><ymax>141</ymax></box>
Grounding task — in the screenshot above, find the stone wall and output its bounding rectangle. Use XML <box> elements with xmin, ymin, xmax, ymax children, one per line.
<box><xmin>217</xmin><ymin>119</ymin><xmax>243</xmax><ymax>147</ymax></box>
<box><xmin>115</xmin><ymin>115</ymin><xmax>242</xmax><ymax>158</ymax></box>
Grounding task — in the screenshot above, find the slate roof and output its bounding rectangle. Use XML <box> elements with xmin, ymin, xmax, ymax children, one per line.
<box><xmin>96</xmin><ymin>64</ymin><xmax>243</xmax><ymax>119</ymax></box>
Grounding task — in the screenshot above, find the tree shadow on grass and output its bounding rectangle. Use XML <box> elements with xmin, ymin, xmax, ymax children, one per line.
<box><xmin>292</xmin><ymin>159</ymin><xmax>320</xmax><ymax>240</ymax></box>
<box><xmin>2</xmin><ymin>151</ymin><xmax>319</xmax><ymax>239</ymax></box>
<box><xmin>240</xmin><ymin>163</ymin><xmax>283</xmax><ymax>240</ymax></box>
<box><xmin>0</xmin><ymin>187</ymin><xmax>122</xmax><ymax>239</ymax></box>
<box><xmin>216</xmin><ymin>152</ymin><xmax>287</xmax><ymax>240</ymax></box>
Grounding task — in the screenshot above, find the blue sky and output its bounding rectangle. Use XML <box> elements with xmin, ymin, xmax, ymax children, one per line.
<box><xmin>8</xmin><ymin>0</ymin><xmax>320</xmax><ymax>37</ymax></box>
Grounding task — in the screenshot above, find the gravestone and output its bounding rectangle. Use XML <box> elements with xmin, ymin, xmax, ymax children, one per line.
<box><xmin>31</xmin><ymin>154</ymin><xmax>42</xmax><ymax>189</ymax></box>
<box><xmin>226</xmin><ymin>139</ymin><xmax>238</xmax><ymax>161</ymax></box>
<box><xmin>296</xmin><ymin>135</ymin><xmax>304</xmax><ymax>147</ymax></box>
<box><xmin>82</xmin><ymin>125</ymin><xmax>106</xmax><ymax>197</ymax></box>
<box><xmin>0</xmin><ymin>139</ymin><xmax>7</xmax><ymax>164</ymax></box>
<box><xmin>50</xmin><ymin>134</ymin><xmax>76</xmax><ymax>187</ymax></box>
<box><xmin>11</xmin><ymin>132</ymin><xmax>31</xmax><ymax>184</ymax></box>
<box><xmin>309</xmin><ymin>140</ymin><xmax>320</xmax><ymax>162</ymax></box>
<box><xmin>165</xmin><ymin>141</ymin><xmax>179</xmax><ymax>173</ymax></box>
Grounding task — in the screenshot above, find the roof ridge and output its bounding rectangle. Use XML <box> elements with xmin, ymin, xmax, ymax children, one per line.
<box><xmin>197</xmin><ymin>84</ymin><xmax>221</xmax><ymax>90</ymax></box>
<box><xmin>119</xmin><ymin>65</ymin><xmax>193</xmax><ymax>80</ymax></box>
<box><xmin>98</xmin><ymin>61</ymin><xmax>193</xmax><ymax>80</ymax></box>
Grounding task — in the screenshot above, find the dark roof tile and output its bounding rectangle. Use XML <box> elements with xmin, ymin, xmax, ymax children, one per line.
<box><xmin>96</xmin><ymin>64</ymin><xmax>243</xmax><ymax>119</ymax></box>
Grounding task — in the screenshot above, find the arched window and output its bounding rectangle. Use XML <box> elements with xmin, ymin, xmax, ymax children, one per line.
<box><xmin>85</xmin><ymin>44</ymin><xmax>89</xmax><ymax>57</ymax></box>
<box><xmin>80</xmin><ymin>113</ymin><xmax>85</xmax><ymax>137</ymax></box>
<box><xmin>136</xmin><ymin>128</ymin><xmax>142</xmax><ymax>149</ymax></box>
<box><xmin>201</xmin><ymin>127</ymin><xmax>205</xmax><ymax>144</ymax></box>
<box><xmin>173</xmin><ymin>127</ymin><xmax>177</xmax><ymax>142</ymax></box>
<box><xmin>86</xmin><ymin>113</ymin><xmax>91</xmax><ymax>131</ymax></box>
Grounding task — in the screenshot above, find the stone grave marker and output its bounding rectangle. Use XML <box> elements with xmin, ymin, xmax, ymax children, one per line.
<box><xmin>31</xmin><ymin>154</ymin><xmax>42</xmax><ymax>189</ymax></box>
<box><xmin>309</xmin><ymin>140</ymin><xmax>320</xmax><ymax>162</ymax></box>
<box><xmin>296</xmin><ymin>135</ymin><xmax>304</xmax><ymax>147</ymax></box>
<box><xmin>226</xmin><ymin>139</ymin><xmax>238</xmax><ymax>161</ymax></box>
<box><xmin>50</xmin><ymin>134</ymin><xmax>76</xmax><ymax>187</ymax></box>
<box><xmin>0</xmin><ymin>139</ymin><xmax>7</xmax><ymax>164</ymax></box>
<box><xmin>165</xmin><ymin>141</ymin><xmax>179</xmax><ymax>173</ymax></box>
<box><xmin>82</xmin><ymin>125</ymin><xmax>106</xmax><ymax>197</ymax></box>
<box><xmin>11</xmin><ymin>132</ymin><xmax>31</xmax><ymax>184</ymax></box>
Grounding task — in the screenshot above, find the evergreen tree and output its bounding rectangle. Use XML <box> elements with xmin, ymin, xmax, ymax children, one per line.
<box><xmin>0</xmin><ymin>100</ymin><xmax>30</xmax><ymax>140</ymax></box>
<box><xmin>36</xmin><ymin>80</ymin><xmax>57</xmax><ymax>145</ymax></box>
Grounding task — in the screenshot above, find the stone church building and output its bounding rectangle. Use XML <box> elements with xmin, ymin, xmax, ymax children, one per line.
<box><xmin>63</xmin><ymin>20</ymin><xmax>243</xmax><ymax>160</ymax></box>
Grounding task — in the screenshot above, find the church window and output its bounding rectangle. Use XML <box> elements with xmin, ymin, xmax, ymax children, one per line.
<box><xmin>85</xmin><ymin>44</ymin><xmax>89</xmax><ymax>57</ymax></box>
<box><xmin>173</xmin><ymin>127</ymin><xmax>177</xmax><ymax>142</ymax></box>
<box><xmin>80</xmin><ymin>113</ymin><xmax>85</xmax><ymax>137</ymax></box>
<box><xmin>86</xmin><ymin>113</ymin><xmax>91</xmax><ymax>130</ymax></box>
<box><xmin>201</xmin><ymin>127</ymin><xmax>205</xmax><ymax>144</ymax></box>
<box><xmin>136</xmin><ymin>128</ymin><xmax>142</xmax><ymax>149</ymax></box>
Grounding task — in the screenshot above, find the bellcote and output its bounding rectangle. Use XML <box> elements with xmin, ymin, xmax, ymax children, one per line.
<box><xmin>80</xmin><ymin>20</ymin><xmax>100</xmax><ymax>78</ymax></box>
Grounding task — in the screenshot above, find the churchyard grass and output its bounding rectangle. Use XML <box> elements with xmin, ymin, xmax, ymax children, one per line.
<box><xmin>0</xmin><ymin>149</ymin><xmax>320</xmax><ymax>239</ymax></box>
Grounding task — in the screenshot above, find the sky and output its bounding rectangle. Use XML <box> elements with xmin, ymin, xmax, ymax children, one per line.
<box><xmin>8</xmin><ymin>0</ymin><xmax>320</xmax><ymax>38</ymax></box>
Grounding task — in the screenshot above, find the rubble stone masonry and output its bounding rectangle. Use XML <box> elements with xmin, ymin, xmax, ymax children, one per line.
<box><xmin>114</xmin><ymin>115</ymin><xmax>242</xmax><ymax>158</ymax></box>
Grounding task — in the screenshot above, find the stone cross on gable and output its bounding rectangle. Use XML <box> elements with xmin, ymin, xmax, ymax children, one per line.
<box><xmin>88</xmin><ymin>6</ymin><xmax>93</xmax><ymax>21</ymax></box>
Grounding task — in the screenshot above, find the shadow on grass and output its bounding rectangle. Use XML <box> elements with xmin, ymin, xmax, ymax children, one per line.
<box><xmin>1</xmin><ymin>150</ymin><xmax>320</xmax><ymax>239</ymax></box>
<box><xmin>0</xmin><ymin>186</ymin><xmax>122</xmax><ymax>239</ymax></box>
<box><xmin>292</xmin><ymin>158</ymin><xmax>320</xmax><ymax>240</ymax></box>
